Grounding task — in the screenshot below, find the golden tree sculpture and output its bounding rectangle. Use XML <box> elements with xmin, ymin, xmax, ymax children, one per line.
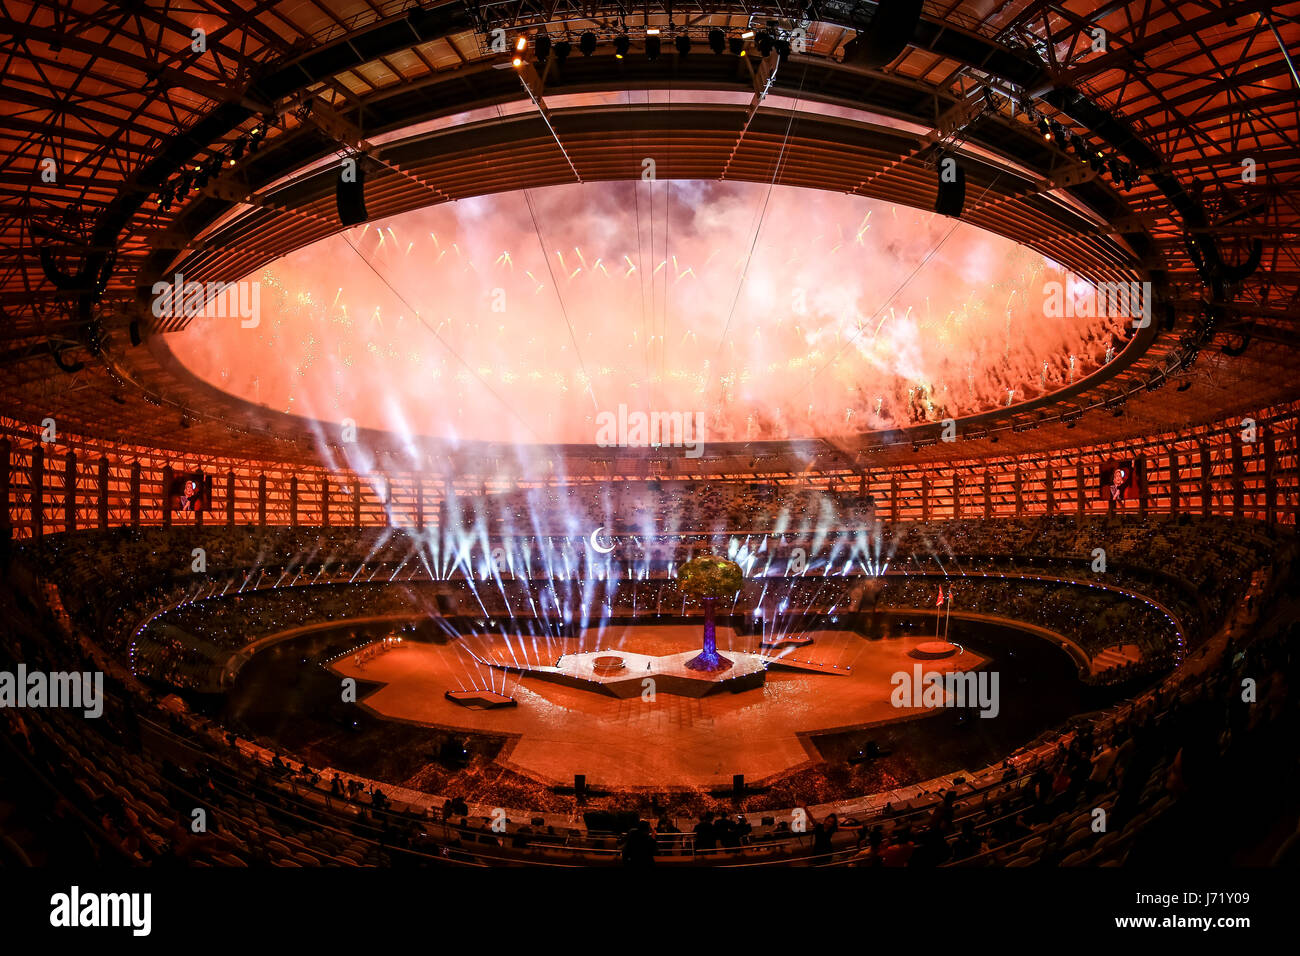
<box><xmin>676</xmin><ymin>554</ymin><xmax>745</xmax><ymax>672</ymax></box>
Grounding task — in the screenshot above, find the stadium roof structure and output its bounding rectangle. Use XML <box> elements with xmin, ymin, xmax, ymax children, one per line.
<box><xmin>2</xmin><ymin>0</ymin><xmax>1297</xmax><ymax>477</ymax></box>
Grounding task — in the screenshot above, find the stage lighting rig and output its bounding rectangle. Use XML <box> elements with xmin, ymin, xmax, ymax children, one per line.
<box><xmin>1019</xmin><ymin>102</ymin><xmax>1142</xmax><ymax>190</ymax></box>
<box><xmin>646</xmin><ymin>28</ymin><xmax>660</xmax><ymax>61</ymax></box>
<box><xmin>614</xmin><ymin>34</ymin><xmax>629</xmax><ymax>59</ymax></box>
<box><xmin>579</xmin><ymin>31</ymin><xmax>597</xmax><ymax>56</ymax></box>
<box><xmin>675</xmin><ymin>33</ymin><xmax>691</xmax><ymax>56</ymax></box>
<box><xmin>708</xmin><ymin>28</ymin><xmax>725</xmax><ymax>53</ymax></box>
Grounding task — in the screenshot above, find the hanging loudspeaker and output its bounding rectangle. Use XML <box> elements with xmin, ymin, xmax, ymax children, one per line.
<box><xmin>336</xmin><ymin>157</ymin><xmax>369</xmax><ymax>226</ymax></box>
<box><xmin>934</xmin><ymin>153</ymin><xmax>966</xmax><ymax>217</ymax></box>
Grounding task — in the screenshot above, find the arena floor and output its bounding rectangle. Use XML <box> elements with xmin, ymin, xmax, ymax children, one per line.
<box><xmin>326</xmin><ymin>625</ymin><xmax>988</xmax><ymax>788</ymax></box>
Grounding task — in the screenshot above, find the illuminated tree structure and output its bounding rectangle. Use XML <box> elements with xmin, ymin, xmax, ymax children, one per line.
<box><xmin>676</xmin><ymin>555</ymin><xmax>745</xmax><ymax>672</ymax></box>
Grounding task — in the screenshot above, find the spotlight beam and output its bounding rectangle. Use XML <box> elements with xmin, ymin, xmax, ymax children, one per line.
<box><xmin>297</xmin><ymin>96</ymin><xmax>453</xmax><ymax>205</ymax></box>
<box><xmin>781</xmin><ymin>170</ymin><xmax>1007</xmax><ymax>409</ymax></box>
<box><xmin>713</xmin><ymin>60</ymin><xmax>807</xmax><ymax>358</ymax></box>
<box><xmin>514</xmin><ymin>63</ymin><xmax>582</xmax><ymax>184</ymax></box>
<box><xmin>337</xmin><ymin>231</ymin><xmax>547</xmax><ymax>441</ymax></box>
<box><xmin>494</xmin><ymin>91</ymin><xmax>598</xmax><ymax>409</ymax></box>
<box><xmin>849</xmin><ymin>93</ymin><xmax>990</xmax><ymax>200</ymax></box>
<box><xmin>718</xmin><ymin>45</ymin><xmax>786</xmax><ymax>180</ymax></box>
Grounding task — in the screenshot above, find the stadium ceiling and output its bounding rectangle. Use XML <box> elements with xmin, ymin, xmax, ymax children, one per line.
<box><xmin>1</xmin><ymin>0</ymin><xmax>1297</xmax><ymax>475</ymax></box>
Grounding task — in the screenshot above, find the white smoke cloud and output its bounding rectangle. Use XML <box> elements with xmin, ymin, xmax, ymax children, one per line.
<box><xmin>168</xmin><ymin>181</ymin><xmax>1124</xmax><ymax>445</ymax></box>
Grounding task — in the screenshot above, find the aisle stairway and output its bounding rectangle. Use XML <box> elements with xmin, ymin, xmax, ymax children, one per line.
<box><xmin>1090</xmin><ymin>644</ymin><xmax>1142</xmax><ymax>674</ymax></box>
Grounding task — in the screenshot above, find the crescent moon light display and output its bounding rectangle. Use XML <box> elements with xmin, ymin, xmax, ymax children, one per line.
<box><xmin>589</xmin><ymin>527</ymin><xmax>615</xmax><ymax>554</ymax></box>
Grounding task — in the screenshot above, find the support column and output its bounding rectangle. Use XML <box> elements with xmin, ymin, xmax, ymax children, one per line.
<box><xmin>97</xmin><ymin>457</ymin><xmax>109</xmax><ymax>529</ymax></box>
<box><xmin>1199</xmin><ymin>442</ymin><xmax>1213</xmax><ymax>516</ymax></box>
<box><xmin>64</xmin><ymin>450</ymin><xmax>76</xmax><ymax>532</ymax></box>
<box><xmin>257</xmin><ymin>473</ymin><xmax>267</xmax><ymax>527</ymax></box>
<box><xmin>0</xmin><ymin>439</ymin><xmax>11</xmax><ymax>541</ymax></box>
<box><xmin>1264</xmin><ymin>427</ymin><xmax>1277</xmax><ymax>527</ymax></box>
<box><xmin>226</xmin><ymin>471</ymin><xmax>236</xmax><ymax>526</ymax></box>
<box><xmin>1076</xmin><ymin>460</ymin><xmax>1087</xmax><ymax>520</ymax></box>
<box><xmin>352</xmin><ymin>479</ymin><xmax>361</xmax><ymax>529</ymax></box>
<box><xmin>952</xmin><ymin>471</ymin><xmax>961</xmax><ymax>520</ymax></box>
<box><xmin>416</xmin><ymin>477</ymin><xmax>425</xmax><ymax>531</ymax></box>
<box><xmin>289</xmin><ymin>475</ymin><xmax>299</xmax><ymax>528</ymax></box>
<box><xmin>321</xmin><ymin>476</ymin><xmax>331</xmax><ymax>528</ymax></box>
<box><xmin>1013</xmin><ymin>467</ymin><xmax>1023</xmax><ymax>516</ymax></box>
<box><xmin>1044</xmin><ymin>463</ymin><xmax>1055</xmax><ymax>515</ymax></box>
<box><xmin>129</xmin><ymin>461</ymin><xmax>141</xmax><ymax>528</ymax></box>
<box><xmin>1231</xmin><ymin>431</ymin><xmax>1244</xmax><ymax>519</ymax></box>
<box><xmin>890</xmin><ymin>474</ymin><xmax>900</xmax><ymax>522</ymax></box>
<box><xmin>982</xmin><ymin>471</ymin><xmax>992</xmax><ymax>519</ymax></box>
<box><xmin>1136</xmin><ymin>454</ymin><xmax>1147</xmax><ymax>517</ymax></box>
<box><xmin>32</xmin><ymin>444</ymin><xmax>44</xmax><ymax>539</ymax></box>
<box><xmin>921</xmin><ymin>474</ymin><xmax>931</xmax><ymax>522</ymax></box>
<box><xmin>1168</xmin><ymin>444</ymin><xmax>1180</xmax><ymax>515</ymax></box>
<box><xmin>161</xmin><ymin>464</ymin><xmax>172</xmax><ymax>529</ymax></box>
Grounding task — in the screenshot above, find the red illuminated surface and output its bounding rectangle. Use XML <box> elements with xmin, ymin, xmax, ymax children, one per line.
<box><xmin>168</xmin><ymin>181</ymin><xmax>1124</xmax><ymax>446</ymax></box>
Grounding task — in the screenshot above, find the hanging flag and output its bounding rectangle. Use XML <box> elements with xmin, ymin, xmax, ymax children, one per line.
<box><xmin>936</xmin><ymin>587</ymin><xmax>945</xmax><ymax>607</ymax></box>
